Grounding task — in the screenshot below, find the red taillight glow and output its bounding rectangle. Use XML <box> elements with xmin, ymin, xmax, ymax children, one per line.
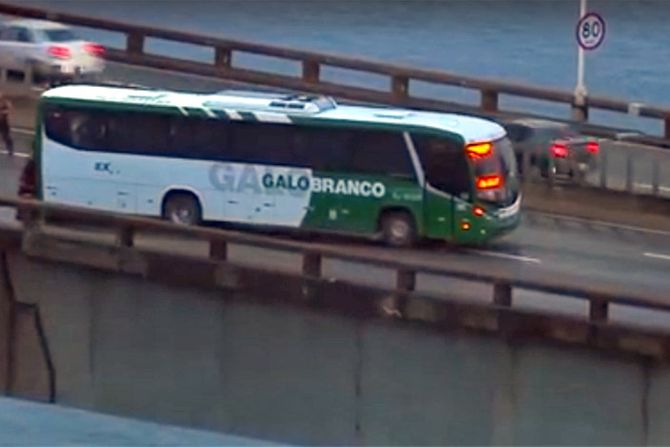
<box><xmin>47</xmin><ymin>45</ymin><xmax>71</xmax><ymax>59</ymax></box>
<box><xmin>586</xmin><ymin>141</ymin><xmax>599</xmax><ymax>154</ymax></box>
<box><xmin>84</xmin><ymin>42</ymin><xmax>105</xmax><ymax>57</ymax></box>
<box><xmin>476</xmin><ymin>174</ymin><xmax>503</xmax><ymax>190</ymax></box>
<box><xmin>550</xmin><ymin>143</ymin><xmax>569</xmax><ymax>158</ymax></box>
<box><xmin>473</xmin><ymin>206</ymin><xmax>485</xmax><ymax>217</ymax></box>
<box><xmin>466</xmin><ymin>142</ymin><xmax>493</xmax><ymax>159</ymax></box>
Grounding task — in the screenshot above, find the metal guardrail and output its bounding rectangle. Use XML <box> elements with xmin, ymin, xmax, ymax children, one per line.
<box><xmin>1</xmin><ymin>195</ymin><xmax>669</xmax><ymax>344</ymax></box>
<box><xmin>1</xmin><ymin>2</ymin><xmax>670</xmax><ymax>148</ymax></box>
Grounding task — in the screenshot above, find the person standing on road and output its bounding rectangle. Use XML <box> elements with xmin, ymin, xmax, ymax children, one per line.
<box><xmin>0</xmin><ymin>93</ymin><xmax>14</xmax><ymax>156</ymax></box>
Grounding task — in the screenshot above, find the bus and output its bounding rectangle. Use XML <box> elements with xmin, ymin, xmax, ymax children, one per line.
<box><xmin>23</xmin><ymin>84</ymin><xmax>521</xmax><ymax>247</ymax></box>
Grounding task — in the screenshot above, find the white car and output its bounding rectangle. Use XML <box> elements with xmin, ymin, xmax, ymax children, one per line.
<box><xmin>0</xmin><ymin>19</ymin><xmax>105</xmax><ymax>82</ymax></box>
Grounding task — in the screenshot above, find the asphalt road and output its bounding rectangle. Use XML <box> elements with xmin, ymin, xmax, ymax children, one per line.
<box><xmin>1</xmin><ymin>146</ymin><xmax>669</xmax><ymax>330</ymax></box>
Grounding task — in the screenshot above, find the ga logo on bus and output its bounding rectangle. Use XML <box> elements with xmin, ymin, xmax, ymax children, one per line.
<box><xmin>209</xmin><ymin>163</ymin><xmax>386</xmax><ymax>198</ymax></box>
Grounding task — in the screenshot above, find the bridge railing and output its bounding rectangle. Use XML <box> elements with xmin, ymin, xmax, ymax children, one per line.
<box><xmin>1</xmin><ymin>195</ymin><xmax>669</xmax><ymax>358</ymax></box>
<box><xmin>1</xmin><ymin>2</ymin><xmax>670</xmax><ymax>147</ymax></box>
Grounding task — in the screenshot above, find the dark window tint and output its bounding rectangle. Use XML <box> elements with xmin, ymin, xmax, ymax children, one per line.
<box><xmin>504</xmin><ymin>124</ymin><xmax>531</xmax><ymax>142</ymax></box>
<box><xmin>168</xmin><ymin>116</ymin><xmax>227</xmax><ymax>159</ymax></box>
<box><xmin>105</xmin><ymin>111</ymin><xmax>171</xmax><ymax>155</ymax></box>
<box><xmin>292</xmin><ymin>126</ymin><xmax>354</xmax><ymax>171</ymax></box>
<box><xmin>44</xmin><ymin>107</ymin><xmax>72</xmax><ymax>144</ymax></box>
<box><xmin>228</xmin><ymin>121</ymin><xmax>296</xmax><ymax>165</ymax></box>
<box><xmin>4</xmin><ymin>27</ymin><xmax>32</xmax><ymax>43</ymax></box>
<box><xmin>44</xmin><ymin>29</ymin><xmax>78</xmax><ymax>42</ymax></box>
<box><xmin>44</xmin><ymin>105</ymin><xmax>225</xmax><ymax>158</ymax></box>
<box><xmin>413</xmin><ymin>134</ymin><xmax>471</xmax><ymax>196</ymax></box>
<box><xmin>350</xmin><ymin>130</ymin><xmax>413</xmax><ymax>178</ymax></box>
<box><xmin>43</xmin><ymin>105</ymin><xmax>410</xmax><ymax>177</ymax></box>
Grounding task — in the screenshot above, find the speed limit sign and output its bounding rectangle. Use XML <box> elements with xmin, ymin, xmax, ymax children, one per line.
<box><xmin>576</xmin><ymin>12</ymin><xmax>606</xmax><ymax>50</ymax></box>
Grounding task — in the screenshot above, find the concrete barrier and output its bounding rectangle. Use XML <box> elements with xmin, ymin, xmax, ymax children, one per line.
<box><xmin>2</xmin><ymin>246</ymin><xmax>670</xmax><ymax>445</ymax></box>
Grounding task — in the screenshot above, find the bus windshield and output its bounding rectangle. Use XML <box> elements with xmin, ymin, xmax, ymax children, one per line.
<box><xmin>468</xmin><ymin>138</ymin><xmax>519</xmax><ymax>207</ymax></box>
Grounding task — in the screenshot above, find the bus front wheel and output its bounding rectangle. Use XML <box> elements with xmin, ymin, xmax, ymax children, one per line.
<box><xmin>162</xmin><ymin>192</ymin><xmax>202</xmax><ymax>226</ymax></box>
<box><xmin>380</xmin><ymin>211</ymin><xmax>416</xmax><ymax>248</ymax></box>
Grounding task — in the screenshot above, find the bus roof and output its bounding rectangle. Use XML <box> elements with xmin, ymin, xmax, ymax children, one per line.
<box><xmin>42</xmin><ymin>84</ymin><xmax>506</xmax><ymax>143</ymax></box>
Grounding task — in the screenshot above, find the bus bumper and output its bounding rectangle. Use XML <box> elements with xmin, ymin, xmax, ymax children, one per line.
<box><xmin>452</xmin><ymin>196</ymin><xmax>522</xmax><ymax>246</ymax></box>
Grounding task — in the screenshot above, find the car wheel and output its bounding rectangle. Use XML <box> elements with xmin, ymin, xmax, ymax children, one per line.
<box><xmin>381</xmin><ymin>211</ymin><xmax>416</xmax><ymax>248</ymax></box>
<box><xmin>162</xmin><ymin>192</ymin><xmax>202</xmax><ymax>226</ymax></box>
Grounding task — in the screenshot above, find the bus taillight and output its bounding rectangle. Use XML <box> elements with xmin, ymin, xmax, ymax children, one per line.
<box><xmin>476</xmin><ymin>174</ymin><xmax>503</xmax><ymax>190</ymax></box>
<box><xmin>473</xmin><ymin>206</ymin><xmax>485</xmax><ymax>217</ymax></box>
<box><xmin>466</xmin><ymin>142</ymin><xmax>493</xmax><ymax>159</ymax></box>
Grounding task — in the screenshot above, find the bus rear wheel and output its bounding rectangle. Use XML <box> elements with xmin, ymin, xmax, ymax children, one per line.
<box><xmin>381</xmin><ymin>211</ymin><xmax>416</xmax><ymax>248</ymax></box>
<box><xmin>162</xmin><ymin>192</ymin><xmax>202</xmax><ymax>226</ymax></box>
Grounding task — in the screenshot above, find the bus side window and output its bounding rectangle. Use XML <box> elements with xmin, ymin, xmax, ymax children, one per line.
<box><xmin>169</xmin><ymin>116</ymin><xmax>227</xmax><ymax>160</ymax></box>
<box><xmin>103</xmin><ymin>111</ymin><xmax>171</xmax><ymax>156</ymax></box>
<box><xmin>228</xmin><ymin>121</ymin><xmax>295</xmax><ymax>165</ymax></box>
<box><xmin>412</xmin><ymin>134</ymin><xmax>471</xmax><ymax>198</ymax></box>
<box><xmin>44</xmin><ymin>106</ymin><xmax>73</xmax><ymax>146</ymax></box>
<box><xmin>70</xmin><ymin>110</ymin><xmax>108</xmax><ymax>151</ymax></box>
<box><xmin>349</xmin><ymin>130</ymin><xmax>414</xmax><ymax>179</ymax></box>
<box><xmin>292</xmin><ymin>126</ymin><xmax>354</xmax><ymax>172</ymax></box>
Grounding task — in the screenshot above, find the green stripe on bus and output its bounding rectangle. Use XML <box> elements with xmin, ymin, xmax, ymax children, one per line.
<box><xmin>238</xmin><ymin>112</ymin><xmax>257</xmax><ymax>121</ymax></box>
<box><xmin>211</xmin><ymin>109</ymin><xmax>230</xmax><ymax>120</ymax></box>
<box><xmin>184</xmin><ymin>107</ymin><xmax>209</xmax><ymax>118</ymax></box>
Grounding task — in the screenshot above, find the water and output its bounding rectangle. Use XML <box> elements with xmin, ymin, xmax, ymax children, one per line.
<box><xmin>16</xmin><ymin>0</ymin><xmax>670</xmax><ymax>134</ymax></box>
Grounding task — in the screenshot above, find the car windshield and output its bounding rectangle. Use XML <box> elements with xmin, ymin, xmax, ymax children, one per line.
<box><xmin>44</xmin><ymin>29</ymin><xmax>78</xmax><ymax>42</ymax></box>
<box><xmin>540</xmin><ymin>126</ymin><xmax>579</xmax><ymax>141</ymax></box>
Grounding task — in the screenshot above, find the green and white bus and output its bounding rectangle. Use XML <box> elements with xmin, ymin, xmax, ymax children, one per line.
<box><xmin>25</xmin><ymin>84</ymin><xmax>521</xmax><ymax>246</ymax></box>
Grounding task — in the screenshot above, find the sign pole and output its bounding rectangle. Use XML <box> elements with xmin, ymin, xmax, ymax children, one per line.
<box><xmin>574</xmin><ymin>0</ymin><xmax>605</xmax><ymax>120</ymax></box>
<box><xmin>574</xmin><ymin>0</ymin><xmax>587</xmax><ymax>109</ymax></box>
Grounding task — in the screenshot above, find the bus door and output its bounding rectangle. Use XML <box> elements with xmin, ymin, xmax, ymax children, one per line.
<box><xmin>413</xmin><ymin>135</ymin><xmax>472</xmax><ymax>241</ymax></box>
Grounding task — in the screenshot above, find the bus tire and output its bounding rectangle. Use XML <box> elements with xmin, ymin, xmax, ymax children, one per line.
<box><xmin>162</xmin><ymin>192</ymin><xmax>202</xmax><ymax>226</ymax></box>
<box><xmin>380</xmin><ymin>211</ymin><xmax>416</xmax><ymax>248</ymax></box>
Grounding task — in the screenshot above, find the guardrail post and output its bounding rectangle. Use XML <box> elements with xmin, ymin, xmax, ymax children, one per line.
<box><xmin>571</xmin><ymin>100</ymin><xmax>589</xmax><ymax>122</ymax></box>
<box><xmin>117</xmin><ymin>226</ymin><xmax>134</xmax><ymax>248</ymax></box>
<box><xmin>599</xmin><ymin>144</ymin><xmax>608</xmax><ymax>189</ymax></box>
<box><xmin>652</xmin><ymin>156</ymin><xmax>660</xmax><ymax>196</ymax></box>
<box><xmin>209</xmin><ymin>240</ymin><xmax>228</xmax><ymax>261</ymax></box>
<box><xmin>480</xmin><ymin>90</ymin><xmax>498</xmax><ymax>113</ymax></box>
<box><xmin>589</xmin><ymin>297</ymin><xmax>609</xmax><ymax>323</ymax></box>
<box><xmin>493</xmin><ymin>281</ymin><xmax>512</xmax><ymax>307</ymax></box>
<box><xmin>215</xmin><ymin>46</ymin><xmax>232</xmax><ymax>69</ymax></box>
<box><xmin>0</xmin><ymin>253</ymin><xmax>15</xmax><ymax>395</ymax></box>
<box><xmin>625</xmin><ymin>153</ymin><xmax>634</xmax><ymax>193</ymax></box>
<box><xmin>391</xmin><ymin>75</ymin><xmax>409</xmax><ymax>102</ymax></box>
<box><xmin>302</xmin><ymin>59</ymin><xmax>320</xmax><ymax>84</ymax></box>
<box><xmin>301</xmin><ymin>251</ymin><xmax>322</xmax><ymax>301</ymax></box>
<box><xmin>385</xmin><ymin>268</ymin><xmax>415</xmax><ymax>318</ymax></box>
<box><xmin>664</xmin><ymin>116</ymin><xmax>670</xmax><ymax>140</ymax></box>
<box><xmin>0</xmin><ymin>67</ymin><xmax>7</xmax><ymax>84</ymax></box>
<box><xmin>126</xmin><ymin>32</ymin><xmax>145</xmax><ymax>55</ymax></box>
